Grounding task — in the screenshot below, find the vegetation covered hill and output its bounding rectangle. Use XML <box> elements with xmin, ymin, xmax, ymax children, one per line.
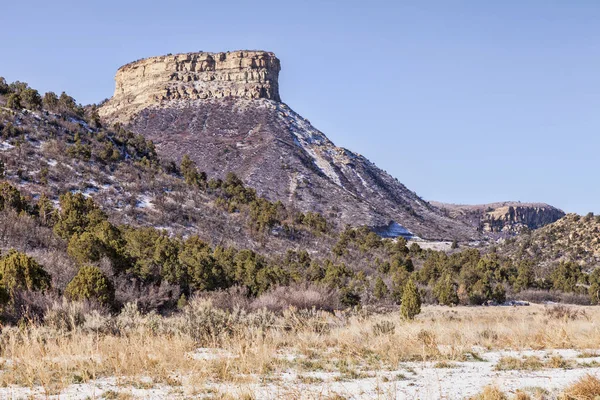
<box><xmin>99</xmin><ymin>50</ymin><xmax>481</xmax><ymax>241</ymax></box>
<box><xmin>0</xmin><ymin>75</ymin><xmax>598</xmax><ymax>328</ymax></box>
<box><xmin>500</xmin><ymin>213</ymin><xmax>600</xmax><ymax>272</ymax></box>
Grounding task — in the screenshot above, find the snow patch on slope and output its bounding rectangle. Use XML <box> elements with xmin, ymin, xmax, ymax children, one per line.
<box><xmin>373</xmin><ymin>221</ymin><xmax>413</xmax><ymax>239</ymax></box>
<box><xmin>277</xmin><ymin>104</ymin><xmax>344</xmax><ymax>187</ymax></box>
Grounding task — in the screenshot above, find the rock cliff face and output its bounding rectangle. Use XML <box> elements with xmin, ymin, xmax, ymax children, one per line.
<box><xmin>432</xmin><ymin>201</ymin><xmax>565</xmax><ymax>236</ymax></box>
<box><xmin>99</xmin><ymin>50</ymin><xmax>483</xmax><ymax>240</ymax></box>
<box><xmin>99</xmin><ymin>51</ymin><xmax>280</xmax><ymax>123</ymax></box>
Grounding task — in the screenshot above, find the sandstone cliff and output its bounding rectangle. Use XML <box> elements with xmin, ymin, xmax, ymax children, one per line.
<box><xmin>99</xmin><ymin>50</ymin><xmax>483</xmax><ymax>240</ymax></box>
<box><xmin>99</xmin><ymin>50</ymin><xmax>280</xmax><ymax>123</ymax></box>
<box><xmin>431</xmin><ymin>201</ymin><xmax>565</xmax><ymax>236</ymax></box>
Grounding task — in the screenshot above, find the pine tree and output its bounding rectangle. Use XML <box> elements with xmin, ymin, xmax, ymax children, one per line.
<box><xmin>400</xmin><ymin>278</ymin><xmax>421</xmax><ymax>320</ymax></box>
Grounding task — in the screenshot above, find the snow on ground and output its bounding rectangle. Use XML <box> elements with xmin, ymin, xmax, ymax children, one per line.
<box><xmin>81</xmin><ymin>187</ymin><xmax>99</xmax><ymax>197</ymax></box>
<box><xmin>136</xmin><ymin>194</ymin><xmax>155</xmax><ymax>210</ymax></box>
<box><xmin>3</xmin><ymin>349</ymin><xmax>599</xmax><ymax>399</ymax></box>
<box><xmin>374</xmin><ymin>221</ymin><xmax>414</xmax><ymax>239</ymax></box>
<box><xmin>0</xmin><ymin>141</ymin><xmax>14</xmax><ymax>151</ymax></box>
<box><xmin>279</xmin><ymin>103</ymin><xmax>345</xmax><ymax>188</ymax></box>
<box><xmin>408</xmin><ymin>240</ymin><xmax>454</xmax><ymax>251</ymax></box>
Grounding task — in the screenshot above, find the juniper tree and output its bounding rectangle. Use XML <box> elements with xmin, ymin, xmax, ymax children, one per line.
<box><xmin>6</xmin><ymin>93</ymin><xmax>22</xmax><ymax>110</ymax></box>
<box><xmin>433</xmin><ymin>273</ymin><xmax>458</xmax><ymax>306</ymax></box>
<box><xmin>65</xmin><ymin>265</ymin><xmax>114</xmax><ymax>305</ymax></box>
<box><xmin>400</xmin><ymin>278</ymin><xmax>421</xmax><ymax>320</ymax></box>
<box><xmin>374</xmin><ymin>276</ymin><xmax>389</xmax><ymax>300</ymax></box>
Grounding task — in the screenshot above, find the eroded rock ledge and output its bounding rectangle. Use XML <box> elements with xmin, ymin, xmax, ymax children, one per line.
<box><xmin>431</xmin><ymin>201</ymin><xmax>566</xmax><ymax>236</ymax></box>
<box><xmin>99</xmin><ymin>50</ymin><xmax>280</xmax><ymax>123</ymax></box>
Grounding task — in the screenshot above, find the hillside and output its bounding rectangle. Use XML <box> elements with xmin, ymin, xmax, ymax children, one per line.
<box><xmin>0</xmin><ymin>72</ymin><xmax>597</xmax><ymax>319</ymax></box>
<box><xmin>499</xmin><ymin>213</ymin><xmax>600</xmax><ymax>271</ymax></box>
<box><xmin>99</xmin><ymin>50</ymin><xmax>480</xmax><ymax>241</ymax></box>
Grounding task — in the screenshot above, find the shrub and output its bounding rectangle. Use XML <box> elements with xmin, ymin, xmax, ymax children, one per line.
<box><xmin>372</xmin><ymin>320</ymin><xmax>395</xmax><ymax>336</ymax></box>
<box><xmin>178</xmin><ymin>298</ymin><xmax>243</xmax><ymax>344</ymax></box>
<box><xmin>250</xmin><ymin>284</ymin><xmax>338</xmax><ymax>312</ymax></box>
<box><xmin>65</xmin><ymin>265</ymin><xmax>114</xmax><ymax>306</ymax></box>
<box><xmin>339</xmin><ymin>287</ymin><xmax>361</xmax><ymax>308</ymax></box>
<box><xmin>400</xmin><ymin>279</ymin><xmax>421</xmax><ymax>320</ymax></box>
<box><xmin>0</xmin><ymin>249</ymin><xmax>51</xmax><ymax>296</ymax></box>
<box><xmin>43</xmin><ymin>299</ymin><xmax>108</xmax><ymax>332</ymax></box>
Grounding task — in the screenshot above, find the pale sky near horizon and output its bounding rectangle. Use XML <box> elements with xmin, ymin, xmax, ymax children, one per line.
<box><xmin>1</xmin><ymin>1</ymin><xmax>598</xmax><ymax>214</ymax></box>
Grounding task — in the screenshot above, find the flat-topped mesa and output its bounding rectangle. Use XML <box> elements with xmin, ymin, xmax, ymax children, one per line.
<box><xmin>99</xmin><ymin>50</ymin><xmax>281</xmax><ymax>123</ymax></box>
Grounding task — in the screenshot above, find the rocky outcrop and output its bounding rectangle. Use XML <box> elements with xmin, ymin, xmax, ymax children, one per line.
<box><xmin>99</xmin><ymin>50</ymin><xmax>484</xmax><ymax>240</ymax></box>
<box><xmin>432</xmin><ymin>201</ymin><xmax>566</xmax><ymax>236</ymax></box>
<box><xmin>99</xmin><ymin>51</ymin><xmax>280</xmax><ymax>123</ymax></box>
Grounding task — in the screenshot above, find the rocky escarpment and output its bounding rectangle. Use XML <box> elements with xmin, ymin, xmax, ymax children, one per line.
<box><xmin>99</xmin><ymin>50</ymin><xmax>481</xmax><ymax>240</ymax></box>
<box><xmin>432</xmin><ymin>201</ymin><xmax>566</xmax><ymax>236</ymax></box>
<box><xmin>99</xmin><ymin>50</ymin><xmax>280</xmax><ymax>123</ymax></box>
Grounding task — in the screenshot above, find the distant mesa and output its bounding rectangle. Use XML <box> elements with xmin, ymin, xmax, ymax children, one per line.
<box><xmin>431</xmin><ymin>201</ymin><xmax>566</xmax><ymax>236</ymax></box>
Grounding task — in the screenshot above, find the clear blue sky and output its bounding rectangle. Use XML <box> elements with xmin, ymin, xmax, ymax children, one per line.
<box><xmin>2</xmin><ymin>1</ymin><xmax>598</xmax><ymax>214</ymax></box>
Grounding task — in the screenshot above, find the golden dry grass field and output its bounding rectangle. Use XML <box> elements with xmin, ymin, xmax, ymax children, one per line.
<box><xmin>2</xmin><ymin>301</ymin><xmax>600</xmax><ymax>399</ymax></box>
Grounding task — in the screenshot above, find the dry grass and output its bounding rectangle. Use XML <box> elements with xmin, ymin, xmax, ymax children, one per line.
<box><xmin>468</xmin><ymin>385</ymin><xmax>509</xmax><ymax>400</ymax></box>
<box><xmin>495</xmin><ymin>354</ymin><xmax>573</xmax><ymax>371</ymax></box>
<box><xmin>560</xmin><ymin>374</ymin><xmax>600</xmax><ymax>399</ymax></box>
<box><xmin>0</xmin><ymin>301</ymin><xmax>600</xmax><ymax>396</ymax></box>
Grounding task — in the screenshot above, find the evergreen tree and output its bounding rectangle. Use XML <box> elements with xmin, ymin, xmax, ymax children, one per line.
<box><xmin>53</xmin><ymin>192</ymin><xmax>106</xmax><ymax>239</ymax></box>
<box><xmin>513</xmin><ymin>261</ymin><xmax>534</xmax><ymax>292</ymax></box>
<box><xmin>180</xmin><ymin>154</ymin><xmax>206</xmax><ymax>187</ymax></box>
<box><xmin>550</xmin><ymin>261</ymin><xmax>582</xmax><ymax>293</ymax></box>
<box><xmin>21</xmin><ymin>88</ymin><xmax>42</xmax><ymax>110</ymax></box>
<box><xmin>433</xmin><ymin>273</ymin><xmax>459</xmax><ymax>306</ymax></box>
<box><xmin>0</xmin><ymin>250</ymin><xmax>51</xmax><ymax>296</ymax></box>
<box><xmin>37</xmin><ymin>194</ymin><xmax>56</xmax><ymax>226</ymax></box>
<box><xmin>58</xmin><ymin>91</ymin><xmax>77</xmax><ymax>113</ymax></box>
<box><xmin>65</xmin><ymin>265</ymin><xmax>114</xmax><ymax>305</ymax></box>
<box><xmin>0</xmin><ymin>77</ymin><xmax>9</xmax><ymax>95</ymax></box>
<box><xmin>589</xmin><ymin>269</ymin><xmax>600</xmax><ymax>305</ymax></box>
<box><xmin>6</xmin><ymin>93</ymin><xmax>22</xmax><ymax>110</ymax></box>
<box><xmin>400</xmin><ymin>278</ymin><xmax>421</xmax><ymax>320</ymax></box>
<box><xmin>374</xmin><ymin>276</ymin><xmax>389</xmax><ymax>300</ymax></box>
<box><xmin>42</xmin><ymin>92</ymin><xmax>59</xmax><ymax>111</ymax></box>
